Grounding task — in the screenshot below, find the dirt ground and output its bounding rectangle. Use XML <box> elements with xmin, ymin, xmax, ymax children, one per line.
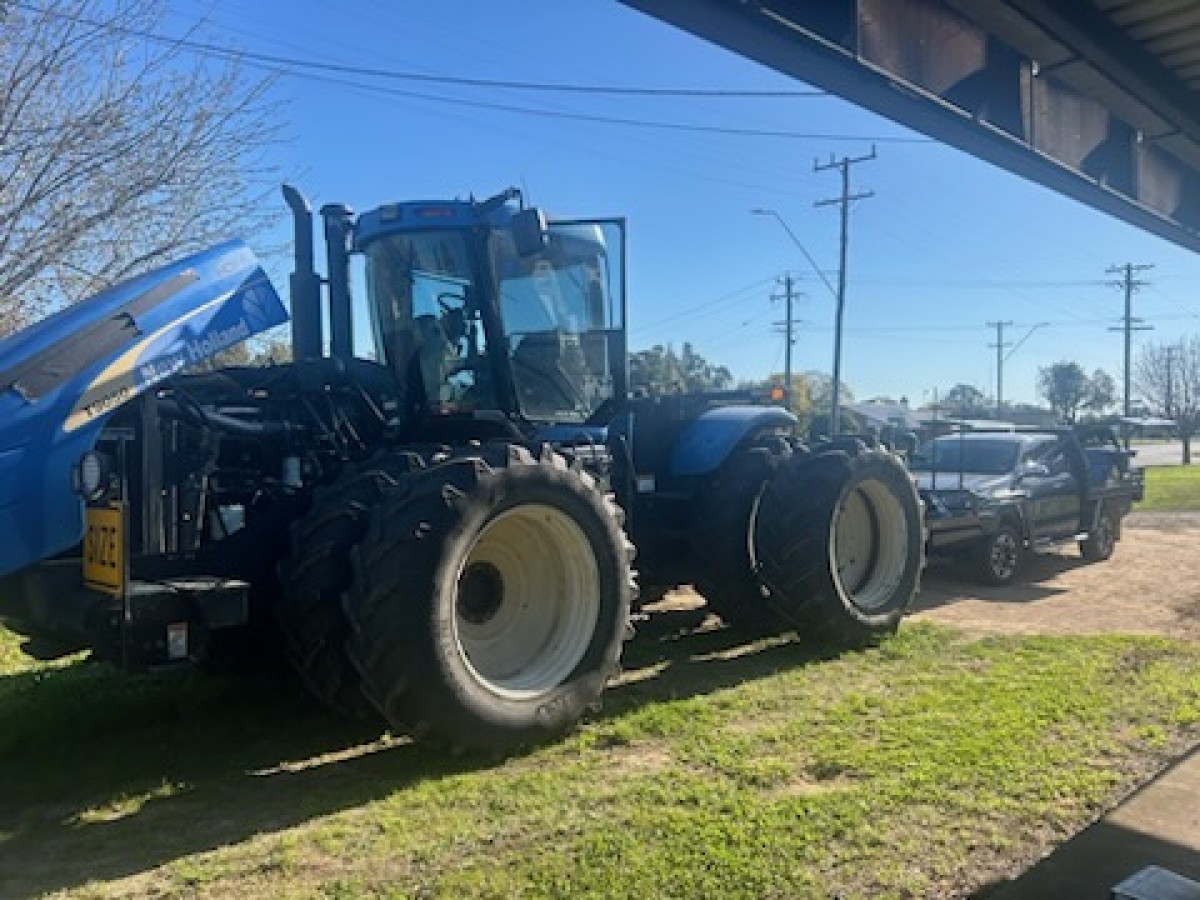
<box><xmin>912</xmin><ymin>511</ymin><xmax>1200</xmax><ymax>641</ymax></box>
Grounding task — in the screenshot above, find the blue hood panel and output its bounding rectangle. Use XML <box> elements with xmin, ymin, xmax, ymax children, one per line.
<box><xmin>669</xmin><ymin>405</ymin><xmax>796</xmax><ymax>477</ymax></box>
<box><xmin>0</xmin><ymin>240</ymin><xmax>287</xmax><ymax>578</ymax></box>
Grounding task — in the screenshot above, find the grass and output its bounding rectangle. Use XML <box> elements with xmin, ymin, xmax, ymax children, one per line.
<box><xmin>1139</xmin><ymin>464</ymin><xmax>1200</xmax><ymax>511</ymax></box>
<box><xmin>0</xmin><ymin>618</ymin><xmax>1198</xmax><ymax>899</ymax></box>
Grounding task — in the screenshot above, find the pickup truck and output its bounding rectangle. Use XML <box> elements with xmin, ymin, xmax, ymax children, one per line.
<box><xmin>912</xmin><ymin>425</ymin><xmax>1144</xmax><ymax>584</ymax></box>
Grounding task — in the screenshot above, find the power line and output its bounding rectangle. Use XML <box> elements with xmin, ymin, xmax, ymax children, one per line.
<box><xmin>630</xmin><ymin>273</ymin><xmax>779</xmax><ymax>337</ymax></box>
<box><xmin>14</xmin><ymin>2</ymin><xmax>933</xmax><ymax>144</ymax></box>
<box><xmin>18</xmin><ymin>2</ymin><xmax>830</xmax><ymax>99</ymax></box>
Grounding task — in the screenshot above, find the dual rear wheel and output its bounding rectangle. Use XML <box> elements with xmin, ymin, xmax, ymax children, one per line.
<box><xmin>277</xmin><ymin>445</ymin><xmax>634</xmax><ymax>752</ymax></box>
<box><xmin>695</xmin><ymin>440</ymin><xmax>924</xmax><ymax>643</ymax></box>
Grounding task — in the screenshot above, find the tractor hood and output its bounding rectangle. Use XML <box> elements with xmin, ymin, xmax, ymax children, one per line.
<box><xmin>0</xmin><ymin>240</ymin><xmax>287</xmax><ymax>579</ymax></box>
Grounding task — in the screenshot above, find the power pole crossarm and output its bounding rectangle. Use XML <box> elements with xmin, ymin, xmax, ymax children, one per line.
<box><xmin>814</xmin><ymin>145</ymin><xmax>876</xmax><ymax>436</ymax></box>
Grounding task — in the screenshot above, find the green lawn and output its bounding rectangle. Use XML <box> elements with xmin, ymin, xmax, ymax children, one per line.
<box><xmin>1</xmin><ymin>621</ymin><xmax>1198</xmax><ymax>899</ymax></box>
<box><xmin>1140</xmin><ymin>464</ymin><xmax>1200</xmax><ymax>511</ymax></box>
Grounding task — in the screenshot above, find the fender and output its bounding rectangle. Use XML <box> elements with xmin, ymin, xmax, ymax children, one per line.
<box><xmin>0</xmin><ymin>240</ymin><xmax>287</xmax><ymax>578</ymax></box>
<box><xmin>668</xmin><ymin>405</ymin><xmax>796</xmax><ymax>478</ymax></box>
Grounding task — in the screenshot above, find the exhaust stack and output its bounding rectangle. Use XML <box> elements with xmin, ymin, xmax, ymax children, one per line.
<box><xmin>321</xmin><ymin>203</ymin><xmax>354</xmax><ymax>361</ymax></box>
<box><xmin>282</xmin><ymin>184</ymin><xmax>323</xmax><ymax>360</ymax></box>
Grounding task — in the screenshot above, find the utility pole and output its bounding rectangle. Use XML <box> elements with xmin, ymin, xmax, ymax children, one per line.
<box><xmin>771</xmin><ymin>273</ymin><xmax>799</xmax><ymax>410</ymax></box>
<box><xmin>1106</xmin><ymin>263</ymin><xmax>1154</xmax><ymax>418</ymax></box>
<box><xmin>815</xmin><ymin>145</ymin><xmax>875</xmax><ymax>435</ymax></box>
<box><xmin>987</xmin><ymin>320</ymin><xmax>1013</xmax><ymax>414</ymax></box>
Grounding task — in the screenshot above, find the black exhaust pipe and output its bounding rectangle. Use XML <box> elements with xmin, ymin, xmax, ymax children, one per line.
<box><xmin>321</xmin><ymin>202</ymin><xmax>354</xmax><ymax>361</ymax></box>
<box><xmin>282</xmin><ymin>184</ymin><xmax>323</xmax><ymax>360</ymax></box>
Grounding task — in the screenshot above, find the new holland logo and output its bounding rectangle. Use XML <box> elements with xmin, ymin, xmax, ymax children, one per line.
<box><xmin>184</xmin><ymin>319</ymin><xmax>252</xmax><ymax>364</ymax></box>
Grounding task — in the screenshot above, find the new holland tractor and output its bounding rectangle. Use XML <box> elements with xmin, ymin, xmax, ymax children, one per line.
<box><xmin>0</xmin><ymin>185</ymin><xmax>923</xmax><ymax>751</ymax></box>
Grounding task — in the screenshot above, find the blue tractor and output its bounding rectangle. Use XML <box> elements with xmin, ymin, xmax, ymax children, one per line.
<box><xmin>0</xmin><ymin>186</ymin><xmax>923</xmax><ymax>751</ymax></box>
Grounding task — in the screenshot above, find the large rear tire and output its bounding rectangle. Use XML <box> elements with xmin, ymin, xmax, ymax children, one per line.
<box><xmin>344</xmin><ymin>445</ymin><xmax>634</xmax><ymax>752</ymax></box>
<box><xmin>752</xmin><ymin>445</ymin><xmax>923</xmax><ymax>644</ymax></box>
<box><xmin>692</xmin><ymin>443</ymin><xmax>792</xmax><ymax>631</ymax></box>
<box><xmin>276</xmin><ymin>452</ymin><xmax>425</xmax><ymax>717</ymax></box>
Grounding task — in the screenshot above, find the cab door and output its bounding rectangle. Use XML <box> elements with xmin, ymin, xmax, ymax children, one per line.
<box><xmin>1025</xmin><ymin>440</ymin><xmax>1082</xmax><ymax>540</ymax></box>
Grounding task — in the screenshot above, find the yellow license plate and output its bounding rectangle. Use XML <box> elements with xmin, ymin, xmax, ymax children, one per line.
<box><xmin>83</xmin><ymin>504</ymin><xmax>124</xmax><ymax>596</ymax></box>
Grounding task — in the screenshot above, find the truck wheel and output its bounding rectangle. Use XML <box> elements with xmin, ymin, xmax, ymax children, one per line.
<box><xmin>692</xmin><ymin>443</ymin><xmax>791</xmax><ymax>631</ymax></box>
<box><xmin>276</xmin><ymin>453</ymin><xmax>425</xmax><ymax>717</ymax></box>
<box><xmin>1079</xmin><ymin>508</ymin><xmax>1117</xmax><ymax>561</ymax></box>
<box><xmin>344</xmin><ymin>445</ymin><xmax>635</xmax><ymax>753</ymax></box>
<box><xmin>975</xmin><ymin>522</ymin><xmax>1023</xmax><ymax>585</ymax></box>
<box><xmin>752</xmin><ymin>445</ymin><xmax>923</xmax><ymax>644</ymax></box>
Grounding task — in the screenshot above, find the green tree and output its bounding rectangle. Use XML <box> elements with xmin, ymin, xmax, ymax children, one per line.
<box><xmin>942</xmin><ymin>383</ymin><xmax>988</xmax><ymax>417</ymax></box>
<box><xmin>1038</xmin><ymin>361</ymin><xmax>1088</xmax><ymax>423</ymax></box>
<box><xmin>629</xmin><ymin>343</ymin><xmax>732</xmax><ymax>396</ymax></box>
<box><xmin>1085</xmin><ymin>368</ymin><xmax>1116</xmax><ymax>414</ymax></box>
<box><xmin>1037</xmin><ymin>362</ymin><xmax>1115</xmax><ymax>423</ymax></box>
<box><xmin>804</xmin><ymin>369</ymin><xmax>854</xmax><ymax>411</ymax></box>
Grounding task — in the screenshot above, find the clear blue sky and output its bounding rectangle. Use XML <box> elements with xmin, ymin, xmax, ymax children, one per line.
<box><xmin>167</xmin><ymin>0</ymin><xmax>1200</xmax><ymax>409</ymax></box>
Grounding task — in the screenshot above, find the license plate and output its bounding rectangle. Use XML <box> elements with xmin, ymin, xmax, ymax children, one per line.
<box><xmin>83</xmin><ymin>504</ymin><xmax>124</xmax><ymax>596</ymax></box>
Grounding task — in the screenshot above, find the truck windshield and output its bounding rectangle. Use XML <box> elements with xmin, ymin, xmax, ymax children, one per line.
<box><xmin>364</xmin><ymin>231</ymin><xmax>496</xmax><ymax>411</ymax></box>
<box><xmin>911</xmin><ymin>437</ymin><xmax>1021</xmax><ymax>474</ymax></box>
<box><xmin>489</xmin><ymin>221</ymin><xmax>624</xmax><ymax>424</ymax></box>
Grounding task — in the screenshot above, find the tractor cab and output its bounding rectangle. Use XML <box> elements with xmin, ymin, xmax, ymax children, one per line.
<box><xmin>329</xmin><ymin>191</ymin><xmax>626</xmax><ymax>431</ymax></box>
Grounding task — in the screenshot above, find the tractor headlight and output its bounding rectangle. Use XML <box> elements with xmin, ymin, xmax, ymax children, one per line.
<box><xmin>73</xmin><ymin>451</ymin><xmax>111</xmax><ymax>501</ymax></box>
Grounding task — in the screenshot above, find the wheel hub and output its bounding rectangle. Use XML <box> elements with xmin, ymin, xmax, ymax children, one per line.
<box><xmin>454</xmin><ymin>503</ymin><xmax>601</xmax><ymax>698</ymax></box>
<box><xmin>458</xmin><ymin>561</ymin><xmax>504</xmax><ymax>625</ymax></box>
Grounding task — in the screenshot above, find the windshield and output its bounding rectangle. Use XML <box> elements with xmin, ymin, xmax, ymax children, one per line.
<box><xmin>911</xmin><ymin>437</ymin><xmax>1022</xmax><ymax>474</ymax></box>
<box><xmin>489</xmin><ymin>221</ymin><xmax>624</xmax><ymax>423</ymax></box>
<box><xmin>365</xmin><ymin>230</ymin><xmax>496</xmax><ymax>411</ymax></box>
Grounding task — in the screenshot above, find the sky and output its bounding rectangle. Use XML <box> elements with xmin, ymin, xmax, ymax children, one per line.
<box><xmin>162</xmin><ymin>0</ymin><xmax>1200</xmax><ymax>409</ymax></box>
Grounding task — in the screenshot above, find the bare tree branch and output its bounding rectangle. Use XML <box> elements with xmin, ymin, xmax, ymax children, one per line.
<box><xmin>1136</xmin><ymin>336</ymin><xmax>1200</xmax><ymax>464</ymax></box>
<box><xmin>0</xmin><ymin>0</ymin><xmax>283</xmax><ymax>336</ymax></box>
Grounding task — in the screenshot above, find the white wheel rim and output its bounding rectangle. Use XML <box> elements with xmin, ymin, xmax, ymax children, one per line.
<box><xmin>453</xmin><ymin>503</ymin><xmax>600</xmax><ymax>699</ymax></box>
<box><xmin>831</xmin><ymin>478</ymin><xmax>910</xmax><ymax>612</ymax></box>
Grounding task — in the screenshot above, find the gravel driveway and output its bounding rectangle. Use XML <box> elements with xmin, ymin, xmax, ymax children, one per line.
<box><xmin>913</xmin><ymin>511</ymin><xmax>1200</xmax><ymax>641</ymax></box>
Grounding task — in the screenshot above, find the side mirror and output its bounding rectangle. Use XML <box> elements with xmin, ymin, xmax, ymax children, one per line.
<box><xmin>512</xmin><ymin>207</ymin><xmax>548</xmax><ymax>257</ymax></box>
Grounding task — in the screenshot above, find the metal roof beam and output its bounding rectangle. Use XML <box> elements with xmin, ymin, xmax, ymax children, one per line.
<box><xmin>620</xmin><ymin>0</ymin><xmax>1200</xmax><ymax>253</ymax></box>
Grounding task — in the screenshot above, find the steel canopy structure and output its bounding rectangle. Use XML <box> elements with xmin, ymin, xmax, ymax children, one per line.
<box><xmin>621</xmin><ymin>0</ymin><xmax>1200</xmax><ymax>253</ymax></box>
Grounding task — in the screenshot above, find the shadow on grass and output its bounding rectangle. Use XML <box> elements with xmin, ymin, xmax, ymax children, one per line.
<box><xmin>0</xmin><ymin>603</ymin><xmax>839</xmax><ymax>897</ymax></box>
<box><xmin>972</xmin><ymin>746</ymin><xmax>1200</xmax><ymax>898</ymax></box>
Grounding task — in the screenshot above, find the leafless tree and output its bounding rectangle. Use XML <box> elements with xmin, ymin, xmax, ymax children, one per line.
<box><xmin>0</xmin><ymin>0</ymin><xmax>282</xmax><ymax>337</ymax></box>
<box><xmin>1136</xmin><ymin>336</ymin><xmax>1200</xmax><ymax>464</ymax></box>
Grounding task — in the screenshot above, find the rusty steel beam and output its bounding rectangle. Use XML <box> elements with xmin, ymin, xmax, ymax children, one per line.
<box><xmin>620</xmin><ymin>0</ymin><xmax>1200</xmax><ymax>253</ymax></box>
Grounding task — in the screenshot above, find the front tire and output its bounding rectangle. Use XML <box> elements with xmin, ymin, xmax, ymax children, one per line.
<box><xmin>975</xmin><ymin>521</ymin><xmax>1023</xmax><ymax>585</ymax></box>
<box><xmin>752</xmin><ymin>445</ymin><xmax>924</xmax><ymax>644</ymax></box>
<box><xmin>344</xmin><ymin>445</ymin><xmax>634</xmax><ymax>752</ymax></box>
<box><xmin>276</xmin><ymin>453</ymin><xmax>424</xmax><ymax>717</ymax></box>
